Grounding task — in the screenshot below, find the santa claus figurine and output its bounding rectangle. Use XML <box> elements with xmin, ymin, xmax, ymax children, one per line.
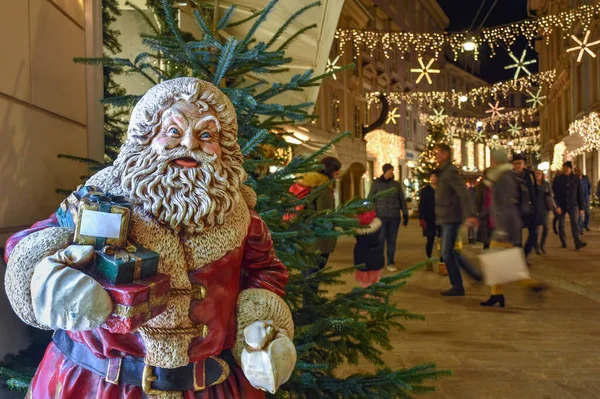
<box><xmin>4</xmin><ymin>78</ymin><xmax>296</xmax><ymax>398</ymax></box>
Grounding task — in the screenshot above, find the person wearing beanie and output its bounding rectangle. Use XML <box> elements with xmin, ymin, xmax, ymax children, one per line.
<box><xmin>434</xmin><ymin>144</ymin><xmax>482</xmax><ymax>297</ymax></box>
<box><xmin>552</xmin><ymin>161</ymin><xmax>586</xmax><ymax>249</ymax></box>
<box><xmin>367</xmin><ymin>163</ymin><xmax>409</xmax><ymax>271</ymax></box>
<box><xmin>480</xmin><ymin>149</ymin><xmax>546</xmax><ymax>307</ymax></box>
<box><xmin>352</xmin><ymin>209</ymin><xmax>385</xmax><ymax>288</ymax></box>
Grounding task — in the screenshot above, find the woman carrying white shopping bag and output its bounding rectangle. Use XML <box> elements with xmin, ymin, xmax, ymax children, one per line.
<box><xmin>478</xmin><ymin>149</ymin><xmax>546</xmax><ymax>307</ymax></box>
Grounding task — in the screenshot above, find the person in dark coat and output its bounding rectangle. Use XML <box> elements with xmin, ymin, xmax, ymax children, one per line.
<box><xmin>353</xmin><ymin>210</ymin><xmax>385</xmax><ymax>288</ymax></box>
<box><xmin>474</xmin><ymin>174</ymin><xmax>492</xmax><ymax>250</ymax></box>
<box><xmin>574</xmin><ymin>167</ymin><xmax>592</xmax><ymax>233</ymax></box>
<box><xmin>435</xmin><ymin>144</ymin><xmax>482</xmax><ymax>297</ymax></box>
<box><xmin>368</xmin><ymin>163</ymin><xmax>409</xmax><ymax>271</ymax></box>
<box><xmin>553</xmin><ymin>161</ymin><xmax>587</xmax><ymax>249</ymax></box>
<box><xmin>534</xmin><ymin>169</ymin><xmax>555</xmax><ymax>254</ymax></box>
<box><xmin>419</xmin><ymin>172</ymin><xmax>439</xmax><ymax>260</ymax></box>
<box><xmin>511</xmin><ymin>153</ymin><xmax>541</xmax><ymax>258</ymax></box>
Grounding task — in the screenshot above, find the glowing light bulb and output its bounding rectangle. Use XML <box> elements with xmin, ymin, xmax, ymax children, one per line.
<box><xmin>462</xmin><ymin>40</ymin><xmax>477</xmax><ymax>52</ymax></box>
<box><xmin>459</xmin><ymin>95</ymin><xmax>468</xmax><ymax>103</ymax></box>
<box><xmin>476</xmin><ymin>121</ymin><xmax>484</xmax><ymax>128</ymax></box>
<box><xmin>492</xmin><ymin>135</ymin><xmax>499</xmax><ymax>139</ymax></box>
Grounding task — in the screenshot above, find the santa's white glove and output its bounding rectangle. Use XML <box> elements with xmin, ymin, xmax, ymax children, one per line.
<box><xmin>241</xmin><ymin>321</ymin><xmax>296</xmax><ymax>394</ymax></box>
<box><xmin>30</xmin><ymin>245</ymin><xmax>113</xmax><ymax>331</ymax></box>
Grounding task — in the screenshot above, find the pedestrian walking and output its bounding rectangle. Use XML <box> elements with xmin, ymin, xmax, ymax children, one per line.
<box><xmin>368</xmin><ymin>163</ymin><xmax>409</xmax><ymax>272</ymax></box>
<box><xmin>290</xmin><ymin>156</ymin><xmax>342</xmax><ymax>278</ymax></box>
<box><xmin>435</xmin><ymin>144</ymin><xmax>482</xmax><ymax>297</ymax></box>
<box><xmin>552</xmin><ymin>161</ymin><xmax>587</xmax><ymax>250</ymax></box>
<box><xmin>353</xmin><ymin>210</ymin><xmax>385</xmax><ymax>288</ymax></box>
<box><xmin>479</xmin><ymin>149</ymin><xmax>546</xmax><ymax>308</ymax></box>
<box><xmin>418</xmin><ymin>172</ymin><xmax>440</xmax><ymax>263</ymax></box>
<box><xmin>574</xmin><ymin>167</ymin><xmax>592</xmax><ymax>233</ymax></box>
<box><xmin>511</xmin><ymin>153</ymin><xmax>540</xmax><ymax>259</ymax></box>
<box><xmin>534</xmin><ymin>170</ymin><xmax>555</xmax><ymax>254</ymax></box>
<box><xmin>474</xmin><ymin>173</ymin><xmax>493</xmax><ymax>250</ymax></box>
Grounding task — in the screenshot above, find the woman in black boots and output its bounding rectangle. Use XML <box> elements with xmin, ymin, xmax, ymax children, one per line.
<box><xmin>419</xmin><ymin>172</ymin><xmax>439</xmax><ymax>263</ymax></box>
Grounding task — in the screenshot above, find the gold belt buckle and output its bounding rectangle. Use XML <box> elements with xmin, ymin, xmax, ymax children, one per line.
<box><xmin>142</xmin><ymin>364</ymin><xmax>179</xmax><ymax>395</ymax></box>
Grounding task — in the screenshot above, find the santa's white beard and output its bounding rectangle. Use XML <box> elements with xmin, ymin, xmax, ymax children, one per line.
<box><xmin>115</xmin><ymin>145</ymin><xmax>244</xmax><ymax>233</ymax></box>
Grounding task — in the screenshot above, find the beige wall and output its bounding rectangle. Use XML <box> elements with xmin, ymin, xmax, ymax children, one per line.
<box><xmin>0</xmin><ymin>0</ymin><xmax>89</xmax><ymax>244</ymax></box>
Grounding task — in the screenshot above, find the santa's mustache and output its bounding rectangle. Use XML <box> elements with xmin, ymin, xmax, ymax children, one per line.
<box><xmin>155</xmin><ymin>147</ymin><xmax>219</xmax><ymax>167</ymax></box>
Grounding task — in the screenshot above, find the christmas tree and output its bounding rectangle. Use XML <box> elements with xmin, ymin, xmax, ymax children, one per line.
<box><xmin>416</xmin><ymin>121</ymin><xmax>449</xmax><ymax>188</ymax></box>
<box><xmin>2</xmin><ymin>1</ymin><xmax>450</xmax><ymax>396</ymax></box>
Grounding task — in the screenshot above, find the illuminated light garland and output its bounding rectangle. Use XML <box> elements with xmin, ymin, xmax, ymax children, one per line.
<box><xmin>488</xmin><ymin>132</ymin><xmax>542</xmax><ymax>155</ymax></box>
<box><xmin>365</xmin><ymin>129</ymin><xmax>406</xmax><ymax>173</ymax></box>
<box><xmin>477</xmin><ymin>143</ymin><xmax>485</xmax><ymax>171</ymax></box>
<box><xmin>567</xmin><ymin>30</ymin><xmax>600</xmax><ymax>63</ymax></box>
<box><xmin>568</xmin><ymin>112</ymin><xmax>600</xmax><ymax>156</ymax></box>
<box><xmin>420</xmin><ymin>107</ymin><xmax>539</xmax><ymax>134</ymax></box>
<box><xmin>504</xmin><ymin>50</ymin><xmax>537</xmax><ymax>80</ymax></box>
<box><xmin>335</xmin><ymin>4</ymin><xmax>600</xmax><ymax>60</ymax></box>
<box><xmin>552</xmin><ymin>142</ymin><xmax>567</xmax><ymax>171</ymax></box>
<box><xmin>367</xmin><ymin>70</ymin><xmax>556</xmax><ymax>108</ymax></box>
<box><xmin>453</xmin><ymin>138</ymin><xmax>462</xmax><ymax>164</ymax></box>
<box><xmin>466</xmin><ymin>142</ymin><xmax>475</xmax><ymax>170</ymax></box>
<box><xmin>485</xmin><ymin>146</ymin><xmax>491</xmax><ymax>168</ymax></box>
<box><xmin>410</xmin><ymin>57</ymin><xmax>440</xmax><ymax>84</ymax></box>
<box><xmin>420</xmin><ymin>112</ymin><xmax>541</xmax><ymax>152</ymax></box>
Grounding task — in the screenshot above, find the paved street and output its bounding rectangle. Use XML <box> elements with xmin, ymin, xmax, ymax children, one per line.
<box><xmin>330</xmin><ymin>219</ymin><xmax>600</xmax><ymax>399</ymax></box>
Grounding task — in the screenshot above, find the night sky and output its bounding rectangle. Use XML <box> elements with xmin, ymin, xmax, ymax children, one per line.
<box><xmin>437</xmin><ymin>0</ymin><xmax>539</xmax><ymax>83</ymax></box>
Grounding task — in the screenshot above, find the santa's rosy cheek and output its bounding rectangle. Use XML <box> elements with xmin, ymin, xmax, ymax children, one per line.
<box><xmin>202</xmin><ymin>142</ymin><xmax>221</xmax><ymax>156</ymax></box>
<box><xmin>153</xmin><ymin>136</ymin><xmax>177</xmax><ymax>149</ymax></box>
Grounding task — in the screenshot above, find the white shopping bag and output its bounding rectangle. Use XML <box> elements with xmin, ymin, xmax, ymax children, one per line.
<box><xmin>478</xmin><ymin>247</ymin><xmax>531</xmax><ymax>286</ymax></box>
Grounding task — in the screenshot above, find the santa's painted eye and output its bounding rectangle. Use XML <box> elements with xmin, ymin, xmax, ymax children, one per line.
<box><xmin>200</xmin><ymin>131</ymin><xmax>212</xmax><ymax>140</ymax></box>
<box><xmin>168</xmin><ymin>127</ymin><xmax>180</xmax><ymax>136</ymax></box>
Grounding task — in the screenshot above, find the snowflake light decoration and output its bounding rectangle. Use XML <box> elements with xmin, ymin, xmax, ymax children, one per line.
<box><xmin>410</xmin><ymin>57</ymin><xmax>440</xmax><ymax>85</ymax></box>
<box><xmin>504</xmin><ymin>50</ymin><xmax>536</xmax><ymax>80</ymax></box>
<box><xmin>325</xmin><ymin>56</ymin><xmax>342</xmax><ymax>79</ymax></box>
<box><xmin>386</xmin><ymin>107</ymin><xmax>400</xmax><ymax>124</ymax></box>
<box><xmin>485</xmin><ymin>101</ymin><xmax>506</xmax><ymax>118</ymax></box>
<box><xmin>432</xmin><ymin>108</ymin><xmax>447</xmax><ymax>124</ymax></box>
<box><xmin>508</xmin><ymin>121</ymin><xmax>521</xmax><ymax>136</ymax></box>
<box><xmin>567</xmin><ymin>30</ymin><xmax>600</xmax><ymax>63</ymax></box>
<box><xmin>526</xmin><ymin>88</ymin><xmax>546</xmax><ymax>109</ymax></box>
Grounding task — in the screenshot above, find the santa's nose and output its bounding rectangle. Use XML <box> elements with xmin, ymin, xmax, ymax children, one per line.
<box><xmin>180</xmin><ymin>133</ymin><xmax>199</xmax><ymax>150</ymax></box>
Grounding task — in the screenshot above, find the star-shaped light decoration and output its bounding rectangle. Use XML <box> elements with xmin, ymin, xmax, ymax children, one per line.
<box><xmin>526</xmin><ymin>88</ymin><xmax>546</xmax><ymax>109</ymax></box>
<box><xmin>386</xmin><ymin>107</ymin><xmax>400</xmax><ymax>124</ymax></box>
<box><xmin>325</xmin><ymin>55</ymin><xmax>342</xmax><ymax>79</ymax></box>
<box><xmin>485</xmin><ymin>101</ymin><xmax>506</xmax><ymax>118</ymax></box>
<box><xmin>567</xmin><ymin>30</ymin><xmax>600</xmax><ymax>63</ymax></box>
<box><xmin>446</xmin><ymin>128</ymin><xmax>459</xmax><ymax>141</ymax></box>
<box><xmin>432</xmin><ymin>108</ymin><xmax>447</xmax><ymax>124</ymax></box>
<box><xmin>410</xmin><ymin>57</ymin><xmax>440</xmax><ymax>85</ymax></box>
<box><xmin>504</xmin><ymin>50</ymin><xmax>537</xmax><ymax>80</ymax></box>
<box><xmin>507</xmin><ymin>121</ymin><xmax>521</xmax><ymax>136</ymax></box>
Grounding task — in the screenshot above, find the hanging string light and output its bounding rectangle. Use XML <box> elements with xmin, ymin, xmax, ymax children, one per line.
<box><xmin>477</xmin><ymin>143</ymin><xmax>486</xmax><ymax>171</ymax></box>
<box><xmin>365</xmin><ymin>129</ymin><xmax>406</xmax><ymax>173</ymax></box>
<box><xmin>453</xmin><ymin>138</ymin><xmax>462</xmax><ymax>164</ymax></box>
<box><xmin>552</xmin><ymin>142</ymin><xmax>567</xmax><ymax>171</ymax></box>
<box><xmin>367</xmin><ymin>70</ymin><xmax>556</xmax><ymax>108</ymax></box>
<box><xmin>420</xmin><ymin>108</ymin><xmax>539</xmax><ymax>133</ymax></box>
<box><xmin>466</xmin><ymin>142</ymin><xmax>475</xmax><ymax>170</ymax></box>
<box><xmin>568</xmin><ymin>112</ymin><xmax>600</xmax><ymax>156</ymax></box>
<box><xmin>335</xmin><ymin>3</ymin><xmax>600</xmax><ymax>61</ymax></box>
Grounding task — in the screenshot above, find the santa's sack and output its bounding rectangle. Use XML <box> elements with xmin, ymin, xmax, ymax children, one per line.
<box><xmin>478</xmin><ymin>247</ymin><xmax>530</xmax><ymax>286</ymax></box>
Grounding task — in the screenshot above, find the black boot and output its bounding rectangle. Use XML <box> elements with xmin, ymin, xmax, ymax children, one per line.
<box><xmin>576</xmin><ymin>241</ymin><xmax>587</xmax><ymax>250</ymax></box>
<box><xmin>480</xmin><ymin>295</ymin><xmax>505</xmax><ymax>307</ymax></box>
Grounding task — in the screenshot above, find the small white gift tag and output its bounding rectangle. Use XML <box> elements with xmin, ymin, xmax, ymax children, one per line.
<box><xmin>79</xmin><ymin>210</ymin><xmax>123</xmax><ymax>239</ymax></box>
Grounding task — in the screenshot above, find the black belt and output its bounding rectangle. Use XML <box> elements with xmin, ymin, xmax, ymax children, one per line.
<box><xmin>53</xmin><ymin>330</ymin><xmax>233</xmax><ymax>394</ymax></box>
